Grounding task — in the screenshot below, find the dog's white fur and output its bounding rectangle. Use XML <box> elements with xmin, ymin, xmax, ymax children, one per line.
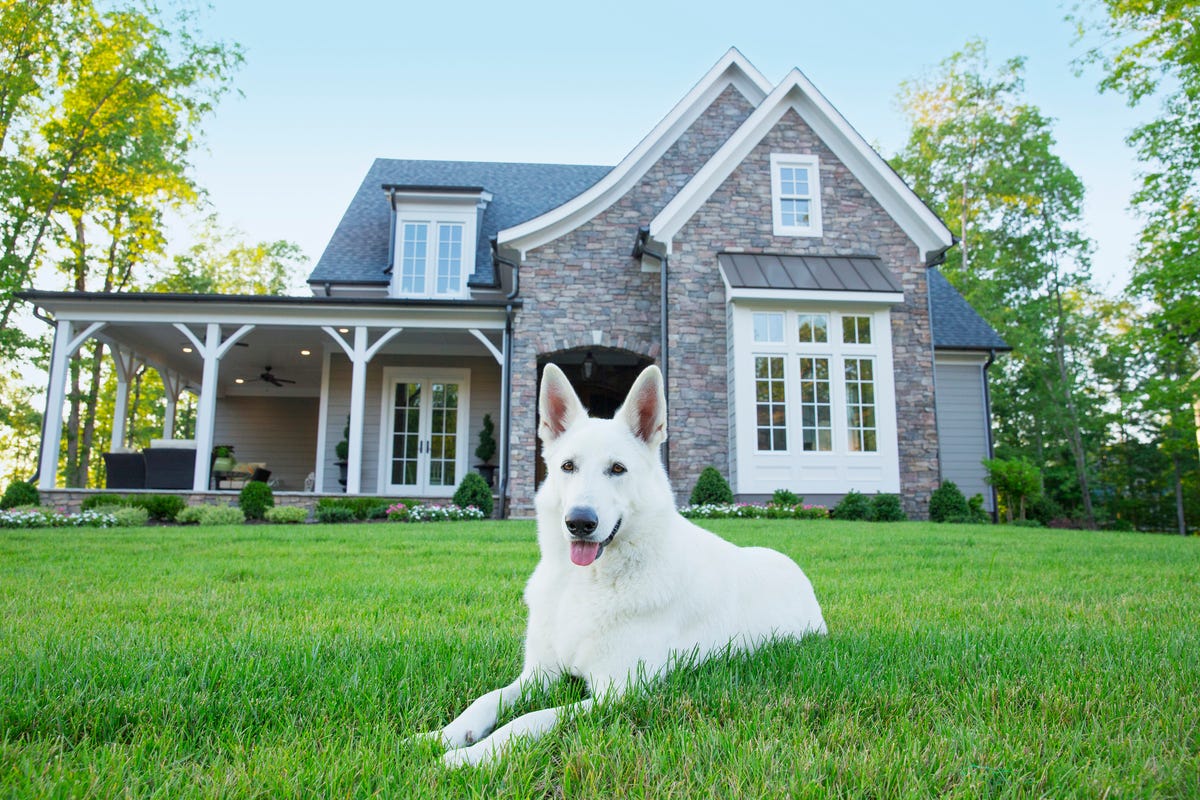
<box><xmin>425</xmin><ymin>364</ymin><xmax>826</xmax><ymax>766</ymax></box>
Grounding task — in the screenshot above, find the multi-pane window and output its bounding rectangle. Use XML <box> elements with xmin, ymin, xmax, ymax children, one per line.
<box><xmin>753</xmin><ymin>313</ymin><xmax>783</xmax><ymax>343</ymax></box>
<box><xmin>845</xmin><ymin>358</ymin><xmax>877</xmax><ymax>452</ymax></box>
<box><xmin>754</xmin><ymin>356</ymin><xmax>787</xmax><ymax>451</ymax></box>
<box><xmin>798</xmin><ymin>357</ymin><xmax>833</xmax><ymax>452</ymax></box>
<box><xmin>797</xmin><ymin>313</ymin><xmax>828</xmax><ymax>343</ymax></box>
<box><xmin>843</xmin><ymin>315</ymin><xmax>872</xmax><ymax>344</ymax></box>
<box><xmin>399</xmin><ymin>220</ymin><xmax>466</xmax><ymax>297</ymax></box>
<box><xmin>770</xmin><ymin>154</ymin><xmax>822</xmax><ymax>236</ymax></box>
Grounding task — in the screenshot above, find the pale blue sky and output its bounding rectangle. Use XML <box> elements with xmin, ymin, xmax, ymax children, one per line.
<box><xmin>188</xmin><ymin>0</ymin><xmax>1145</xmax><ymax>291</ymax></box>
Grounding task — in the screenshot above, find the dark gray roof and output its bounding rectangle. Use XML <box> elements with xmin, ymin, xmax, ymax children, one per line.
<box><xmin>718</xmin><ymin>253</ymin><xmax>904</xmax><ymax>293</ymax></box>
<box><xmin>310</xmin><ymin>160</ymin><xmax>611</xmax><ymax>287</ymax></box>
<box><xmin>928</xmin><ymin>268</ymin><xmax>1010</xmax><ymax>351</ymax></box>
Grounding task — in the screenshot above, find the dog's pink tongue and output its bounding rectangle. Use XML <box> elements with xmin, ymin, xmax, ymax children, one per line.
<box><xmin>570</xmin><ymin>541</ymin><xmax>600</xmax><ymax>566</ymax></box>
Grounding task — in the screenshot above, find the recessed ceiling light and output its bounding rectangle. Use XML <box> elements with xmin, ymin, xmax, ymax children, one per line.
<box><xmin>234</xmin><ymin>378</ymin><xmax>244</xmax><ymax>384</ymax></box>
<box><xmin>338</xmin><ymin>327</ymin><xmax>349</xmax><ymax>333</ymax></box>
<box><xmin>300</xmin><ymin>349</ymin><xmax>311</xmax><ymax>356</ymax></box>
<box><xmin>182</xmin><ymin>346</ymin><xmax>193</xmax><ymax>353</ymax></box>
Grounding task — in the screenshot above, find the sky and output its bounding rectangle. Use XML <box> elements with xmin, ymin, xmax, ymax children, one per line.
<box><xmin>184</xmin><ymin>0</ymin><xmax>1147</xmax><ymax>293</ymax></box>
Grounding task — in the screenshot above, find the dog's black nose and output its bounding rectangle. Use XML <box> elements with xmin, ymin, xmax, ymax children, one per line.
<box><xmin>564</xmin><ymin>507</ymin><xmax>598</xmax><ymax>538</ymax></box>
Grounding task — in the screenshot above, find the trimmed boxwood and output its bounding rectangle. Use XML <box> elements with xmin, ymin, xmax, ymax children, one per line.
<box><xmin>452</xmin><ymin>472</ymin><xmax>493</xmax><ymax>517</ymax></box>
<box><xmin>238</xmin><ymin>481</ymin><xmax>275</xmax><ymax>521</ymax></box>
<box><xmin>832</xmin><ymin>490</ymin><xmax>871</xmax><ymax>521</ymax></box>
<box><xmin>929</xmin><ymin>481</ymin><xmax>971</xmax><ymax>523</ymax></box>
<box><xmin>690</xmin><ymin>466</ymin><xmax>734</xmax><ymax>506</ymax></box>
<box><xmin>868</xmin><ymin>493</ymin><xmax>907</xmax><ymax>522</ymax></box>
<box><xmin>1</xmin><ymin>481</ymin><xmax>40</xmax><ymax>510</ymax></box>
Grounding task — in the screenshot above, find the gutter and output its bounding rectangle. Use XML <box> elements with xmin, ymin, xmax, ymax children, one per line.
<box><xmin>633</xmin><ymin>226</ymin><xmax>669</xmax><ymax>477</ymax></box>
<box><xmin>491</xmin><ymin>239</ymin><xmax>521</xmax><ymax>519</ymax></box>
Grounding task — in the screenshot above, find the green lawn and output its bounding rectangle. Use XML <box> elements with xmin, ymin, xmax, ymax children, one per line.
<box><xmin>1</xmin><ymin>520</ymin><xmax>1197</xmax><ymax>798</ymax></box>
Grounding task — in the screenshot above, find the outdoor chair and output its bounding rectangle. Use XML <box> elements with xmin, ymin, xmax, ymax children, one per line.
<box><xmin>102</xmin><ymin>451</ymin><xmax>146</xmax><ymax>489</ymax></box>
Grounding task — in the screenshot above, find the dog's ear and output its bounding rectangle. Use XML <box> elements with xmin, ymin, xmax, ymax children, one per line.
<box><xmin>539</xmin><ymin>363</ymin><xmax>586</xmax><ymax>444</ymax></box>
<box><xmin>617</xmin><ymin>365</ymin><xmax>667</xmax><ymax>448</ymax></box>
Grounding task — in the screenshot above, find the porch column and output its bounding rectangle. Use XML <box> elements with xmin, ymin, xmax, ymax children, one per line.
<box><xmin>175</xmin><ymin>322</ymin><xmax>255</xmax><ymax>491</ymax></box>
<box><xmin>109</xmin><ymin>347</ymin><xmax>142</xmax><ymax>451</ymax></box>
<box><xmin>38</xmin><ymin>320</ymin><xmax>107</xmax><ymax>490</ymax></box>
<box><xmin>159</xmin><ymin>370</ymin><xmax>186</xmax><ymax>440</ymax></box>
<box><xmin>322</xmin><ymin>325</ymin><xmax>402</xmax><ymax>494</ymax></box>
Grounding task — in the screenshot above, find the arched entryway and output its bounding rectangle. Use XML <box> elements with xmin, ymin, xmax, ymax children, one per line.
<box><xmin>534</xmin><ymin>348</ymin><xmax>655</xmax><ymax>487</ymax></box>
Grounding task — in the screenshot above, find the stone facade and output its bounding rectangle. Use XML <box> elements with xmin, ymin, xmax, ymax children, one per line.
<box><xmin>506</xmin><ymin>94</ymin><xmax>940</xmax><ymax>518</ymax></box>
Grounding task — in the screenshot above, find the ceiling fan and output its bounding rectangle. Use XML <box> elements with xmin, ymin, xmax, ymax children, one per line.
<box><xmin>256</xmin><ymin>366</ymin><xmax>296</xmax><ymax>387</ymax></box>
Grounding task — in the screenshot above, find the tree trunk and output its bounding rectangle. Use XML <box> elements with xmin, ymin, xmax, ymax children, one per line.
<box><xmin>79</xmin><ymin>342</ymin><xmax>104</xmax><ymax>486</ymax></box>
<box><xmin>1172</xmin><ymin>453</ymin><xmax>1187</xmax><ymax>536</ymax></box>
<box><xmin>64</xmin><ymin>358</ymin><xmax>82</xmax><ymax>487</ymax></box>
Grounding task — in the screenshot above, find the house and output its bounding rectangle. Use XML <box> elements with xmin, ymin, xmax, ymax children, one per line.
<box><xmin>21</xmin><ymin>49</ymin><xmax>1008</xmax><ymax>517</ymax></box>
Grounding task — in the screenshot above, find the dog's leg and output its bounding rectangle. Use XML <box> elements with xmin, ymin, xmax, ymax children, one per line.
<box><xmin>442</xmin><ymin>696</ymin><xmax>595</xmax><ymax>768</ymax></box>
<box><xmin>430</xmin><ymin>668</ymin><xmax>556</xmax><ymax>751</ymax></box>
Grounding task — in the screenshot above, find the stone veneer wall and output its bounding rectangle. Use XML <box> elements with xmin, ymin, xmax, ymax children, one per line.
<box><xmin>506</xmin><ymin>85</ymin><xmax>757</xmax><ymax>517</ymax></box>
<box><xmin>671</xmin><ymin>108</ymin><xmax>940</xmax><ymax>517</ymax></box>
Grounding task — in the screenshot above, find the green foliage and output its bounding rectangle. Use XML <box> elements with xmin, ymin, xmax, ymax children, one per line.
<box><xmin>868</xmin><ymin>494</ymin><xmax>907</xmax><ymax>522</ymax></box>
<box><xmin>174</xmin><ymin>506</ymin><xmax>203</xmax><ymax>525</ymax></box>
<box><xmin>1</xmin><ymin>481</ymin><xmax>40</xmax><ymax>510</ymax></box>
<box><xmin>475</xmin><ymin>413</ymin><xmax>496</xmax><ymax>463</ymax></box>
<box><xmin>452</xmin><ymin>472</ymin><xmax>493</xmax><ymax>517</ymax></box>
<box><xmin>690</xmin><ymin>466</ymin><xmax>734</xmax><ymax>506</ymax></box>
<box><xmin>967</xmin><ymin>493</ymin><xmax>989</xmax><ymax>523</ymax></box>
<box><xmin>238</xmin><ymin>481</ymin><xmax>274</xmax><ymax>521</ymax></box>
<box><xmin>89</xmin><ymin>505</ymin><xmax>149</xmax><ymax>528</ymax></box>
<box><xmin>314</xmin><ymin>496</ymin><xmax>400</xmax><ymax>521</ymax></box>
<box><xmin>314</xmin><ymin>505</ymin><xmax>355</xmax><ymax>524</ymax></box>
<box><xmin>984</xmin><ymin>457</ymin><xmax>1043</xmax><ymax>523</ymax></box>
<box><xmin>264</xmin><ymin>506</ymin><xmax>308</xmax><ymax>525</ymax></box>
<box><xmin>175</xmin><ymin>504</ymin><xmax>243</xmax><ymax>526</ymax></box>
<box><xmin>832</xmin><ymin>490</ymin><xmax>871</xmax><ymax>521</ymax></box>
<box><xmin>929</xmin><ymin>481</ymin><xmax>971</xmax><ymax>523</ymax></box>
<box><xmin>82</xmin><ymin>493</ymin><xmax>186</xmax><ymax>521</ymax></box>
<box><xmin>771</xmin><ymin>489</ymin><xmax>801</xmax><ymax>507</ymax></box>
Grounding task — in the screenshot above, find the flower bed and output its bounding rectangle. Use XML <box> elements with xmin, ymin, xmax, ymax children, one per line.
<box><xmin>387</xmin><ymin>502</ymin><xmax>485</xmax><ymax>523</ymax></box>
<box><xmin>0</xmin><ymin>508</ymin><xmax>118</xmax><ymax>529</ymax></box>
<box><xmin>678</xmin><ymin>502</ymin><xmax>830</xmax><ymax>520</ymax></box>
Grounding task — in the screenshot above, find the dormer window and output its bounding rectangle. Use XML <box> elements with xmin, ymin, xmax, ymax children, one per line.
<box><xmin>770</xmin><ymin>154</ymin><xmax>822</xmax><ymax>237</ymax></box>
<box><xmin>385</xmin><ymin>186</ymin><xmax>491</xmax><ymax>299</ymax></box>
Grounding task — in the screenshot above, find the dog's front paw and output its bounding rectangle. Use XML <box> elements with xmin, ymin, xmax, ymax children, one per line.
<box><xmin>442</xmin><ymin>741</ymin><xmax>497</xmax><ymax>769</ymax></box>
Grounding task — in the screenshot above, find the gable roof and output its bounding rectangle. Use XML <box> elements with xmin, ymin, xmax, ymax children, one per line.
<box><xmin>495</xmin><ymin>48</ymin><xmax>772</xmax><ymax>258</ymax></box>
<box><xmin>649</xmin><ymin>68</ymin><xmax>954</xmax><ymax>264</ymax></box>
<box><xmin>309</xmin><ymin>160</ymin><xmax>610</xmax><ymax>288</ymax></box>
<box><xmin>928</xmin><ymin>268</ymin><xmax>1010</xmax><ymax>352</ymax></box>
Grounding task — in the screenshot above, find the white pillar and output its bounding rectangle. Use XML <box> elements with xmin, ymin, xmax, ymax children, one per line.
<box><xmin>109</xmin><ymin>347</ymin><xmax>141</xmax><ymax>451</ymax></box>
<box><xmin>160</xmin><ymin>370</ymin><xmax>185</xmax><ymax>441</ymax></box>
<box><xmin>38</xmin><ymin>320</ymin><xmax>73</xmax><ymax>491</ymax></box>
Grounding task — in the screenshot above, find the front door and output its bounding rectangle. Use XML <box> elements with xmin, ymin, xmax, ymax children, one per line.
<box><xmin>380</xmin><ymin>368</ymin><xmax>470</xmax><ymax>496</ymax></box>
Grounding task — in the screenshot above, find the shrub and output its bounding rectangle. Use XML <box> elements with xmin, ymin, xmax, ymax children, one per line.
<box><xmin>140</xmin><ymin>494</ymin><xmax>186</xmax><ymax>522</ymax></box>
<box><xmin>239</xmin><ymin>481</ymin><xmax>275</xmax><ymax>521</ymax></box>
<box><xmin>175</xmin><ymin>506</ymin><xmax>204</xmax><ymax>525</ymax></box>
<box><xmin>475</xmin><ymin>413</ymin><xmax>496</xmax><ymax>463</ymax></box>
<box><xmin>0</xmin><ymin>509</ymin><xmax>117</xmax><ymax>529</ymax></box>
<box><xmin>315</xmin><ymin>496</ymin><xmax>402</xmax><ymax>520</ymax></box>
<box><xmin>315</xmin><ymin>505</ymin><xmax>356</xmax><ymax>524</ymax></box>
<box><xmin>983</xmin><ymin>457</ymin><xmax>1043</xmax><ymax>523</ymax></box>
<box><xmin>406</xmin><ymin>503</ymin><xmax>486</xmax><ymax>522</ymax></box>
<box><xmin>264</xmin><ymin>506</ymin><xmax>309</xmax><ymax>524</ymax></box>
<box><xmin>967</xmin><ymin>494</ymin><xmax>990</xmax><ymax>524</ymax></box>
<box><xmin>89</xmin><ymin>504</ymin><xmax>150</xmax><ymax>527</ymax></box>
<box><xmin>198</xmin><ymin>505</ymin><xmax>245</xmax><ymax>526</ymax></box>
<box><xmin>832</xmin><ymin>490</ymin><xmax>870</xmax><ymax>521</ymax></box>
<box><xmin>771</xmin><ymin>489</ymin><xmax>801</xmax><ymax>507</ymax></box>
<box><xmin>386</xmin><ymin>502</ymin><xmax>409</xmax><ymax>521</ymax></box>
<box><xmin>868</xmin><ymin>493</ymin><xmax>907</xmax><ymax>522</ymax></box>
<box><xmin>1</xmin><ymin>481</ymin><xmax>40</xmax><ymax>510</ymax></box>
<box><xmin>929</xmin><ymin>481</ymin><xmax>970</xmax><ymax>523</ymax></box>
<box><xmin>690</xmin><ymin>467</ymin><xmax>734</xmax><ymax>506</ymax></box>
<box><xmin>453</xmin><ymin>472</ymin><xmax>494</xmax><ymax>517</ymax></box>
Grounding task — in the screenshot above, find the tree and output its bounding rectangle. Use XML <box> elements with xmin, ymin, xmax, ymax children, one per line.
<box><xmin>892</xmin><ymin>40</ymin><xmax>1105</xmax><ymax>527</ymax></box>
<box><xmin>1075</xmin><ymin>0</ymin><xmax>1200</xmax><ymax>534</ymax></box>
<box><xmin>150</xmin><ymin>215</ymin><xmax>307</xmax><ymax>295</ymax></box>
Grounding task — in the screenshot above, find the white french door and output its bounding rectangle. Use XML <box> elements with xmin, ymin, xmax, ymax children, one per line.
<box><xmin>379</xmin><ymin>368</ymin><xmax>470</xmax><ymax>496</ymax></box>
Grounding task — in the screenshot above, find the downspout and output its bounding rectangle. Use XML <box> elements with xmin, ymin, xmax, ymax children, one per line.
<box><xmin>634</xmin><ymin>226</ymin><xmax>669</xmax><ymax>477</ymax></box>
<box><xmin>27</xmin><ymin>303</ymin><xmax>56</xmax><ymax>485</ymax></box>
<box><xmin>982</xmin><ymin>348</ymin><xmax>999</xmax><ymax>523</ymax></box>
<box><xmin>492</xmin><ymin>239</ymin><xmax>520</xmax><ymax>519</ymax></box>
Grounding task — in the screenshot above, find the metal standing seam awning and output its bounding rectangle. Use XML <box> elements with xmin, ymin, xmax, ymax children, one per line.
<box><xmin>717</xmin><ymin>253</ymin><xmax>904</xmax><ymax>294</ymax></box>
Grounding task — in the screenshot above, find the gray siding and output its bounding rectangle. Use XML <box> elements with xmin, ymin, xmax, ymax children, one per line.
<box><xmin>214</xmin><ymin>396</ymin><xmax>320</xmax><ymax>491</ymax></box>
<box><xmin>934</xmin><ymin>358</ymin><xmax>994</xmax><ymax>511</ymax></box>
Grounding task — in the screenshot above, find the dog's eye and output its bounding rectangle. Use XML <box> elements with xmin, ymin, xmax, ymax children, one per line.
<box><xmin>610</xmin><ymin>462</ymin><xmax>626</xmax><ymax>475</ymax></box>
<box><xmin>561</xmin><ymin>460</ymin><xmax>576</xmax><ymax>473</ymax></box>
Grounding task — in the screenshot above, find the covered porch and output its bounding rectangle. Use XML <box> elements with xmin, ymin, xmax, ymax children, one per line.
<box><xmin>21</xmin><ymin>291</ymin><xmax>515</xmax><ymax>509</ymax></box>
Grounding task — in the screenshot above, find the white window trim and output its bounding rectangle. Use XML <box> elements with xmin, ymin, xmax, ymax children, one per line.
<box><xmin>391</xmin><ymin>206</ymin><xmax>477</xmax><ymax>300</ymax></box>
<box><xmin>770</xmin><ymin>153</ymin><xmax>823</xmax><ymax>238</ymax></box>
<box><xmin>731</xmin><ymin>302</ymin><xmax>899</xmax><ymax>495</ymax></box>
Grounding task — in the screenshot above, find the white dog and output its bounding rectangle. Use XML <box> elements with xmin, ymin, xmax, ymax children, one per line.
<box><xmin>425</xmin><ymin>363</ymin><xmax>826</xmax><ymax>767</ymax></box>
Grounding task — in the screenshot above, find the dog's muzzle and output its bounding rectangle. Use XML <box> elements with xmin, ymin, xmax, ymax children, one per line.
<box><xmin>565</xmin><ymin>507</ymin><xmax>622</xmax><ymax>567</ymax></box>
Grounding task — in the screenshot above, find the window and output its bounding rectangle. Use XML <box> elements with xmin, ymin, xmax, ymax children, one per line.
<box><xmin>844</xmin><ymin>358</ymin><xmax>877</xmax><ymax>452</ymax></box>
<box><xmin>770</xmin><ymin>154</ymin><xmax>823</xmax><ymax>237</ymax></box>
<box><xmin>797</xmin><ymin>313</ymin><xmax>828</xmax><ymax>343</ymax></box>
<box><xmin>843</xmin><ymin>315</ymin><xmax>872</xmax><ymax>344</ymax></box>
<box><xmin>798</xmin><ymin>356</ymin><xmax>832</xmax><ymax>451</ymax></box>
<box><xmin>755</xmin><ymin>356</ymin><xmax>787</xmax><ymax>451</ymax></box>
<box><xmin>753</xmin><ymin>313</ymin><xmax>784</xmax><ymax>343</ymax></box>
<box><xmin>399</xmin><ymin>221</ymin><xmax>465</xmax><ymax>298</ymax></box>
